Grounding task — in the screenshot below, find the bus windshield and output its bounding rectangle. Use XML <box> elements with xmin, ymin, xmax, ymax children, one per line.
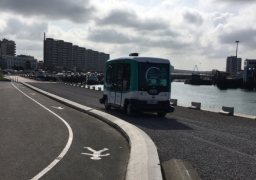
<box><xmin>138</xmin><ymin>62</ymin><xmax>169</xmax><ymax>87</ymax></box>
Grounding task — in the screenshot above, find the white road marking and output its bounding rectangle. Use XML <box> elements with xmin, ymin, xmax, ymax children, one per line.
<box><xmin>52</xmin><ymin>106</ymin><xmax>65</xmax><ymax>110</ymax></box>
<box><xmin>11</xmin><ymin>83</ymin><xmax>73</xmax><ymax>180</ymax></box>
<box><xmin>81</xmin><ymin>147</ymin><xmax>110</xmax><ymax>160</ymax></box>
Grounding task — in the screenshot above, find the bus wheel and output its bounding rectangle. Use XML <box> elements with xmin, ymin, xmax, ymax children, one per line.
<box><xmin>157</xmin><ymin>112</ymin><xmax>167</xmax><ymax>117</ymax></box>
<box><xmin>127</xmin><ymin>103</ymin><xmax>136</xmax><ymax>116</ymax></box>
<box><xmin>104</xmin><ymin>97</ymin><xmax>111</xmax><ymax>110</ymax></box>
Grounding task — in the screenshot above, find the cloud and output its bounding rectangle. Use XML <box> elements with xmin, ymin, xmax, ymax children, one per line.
<box><xmin>96</xmin><ymin>9</ymin><xmax>169</xmax><ymax>31</ymax></box>
<box><xmin>213</xmin><ymin>0</ymin><xmax>255</xmax><ymax>3</ymax></box>
<box><xmin>0</xmin><ymin>0</ymin><xmax>95</xmax><ymax>23</ymax></box>
<box><xmin>88</xmin><ymin>29</ymin><xmax>132</xmax><ymax>44</ymax></box>
<box><xmin>0</xmin><ymin>18</ymin><xmax>48</xmax><ymax>41</ymax></box>
<box><xmin>183</xmin><ymin>10</ymin><xmax>203</xmax><ymax>25</ymax></box>
<box><xmin>218</xmin><ymin>28</ymin><xmax>256</xmax><ymax>49</ymax></box>
<box><xmin>211</xmin><ymin>12</ymin><xmax>234</xmax><ymax>27</ymax></box>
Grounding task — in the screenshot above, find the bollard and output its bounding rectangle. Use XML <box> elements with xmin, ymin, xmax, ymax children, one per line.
<box><xmin>188</xmin><ymin>102</ymin><xmax>201</xmax><ymax>110</ymax></box>
<box><xmin>170</xmin><ymin>99</ymin><xmax>177</xmax><ymax>106</ymax></box>
<box><xmin>219</xmin><ymin>106</ymin><xmax>234</xmax><ymax>116</ymax></box>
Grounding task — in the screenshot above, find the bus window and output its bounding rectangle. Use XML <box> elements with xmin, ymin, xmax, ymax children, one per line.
<box><xmin>138</xmin><ymin>63</ymin><xmax>169</xmax><ymax>87</ymax></box>
<box><xmin>105</xmin><ymin>65</ymin><xmax>112</xmax><ymax>88</ymax></box>
<box><xmin>111</xmin><ymin>63</ymin><xmax>123</xmax><ymax>91</ymax></box>
<box><xmin>122</xmin><ymin>63</ymin><xmax>130</xmax><ymax>91</ymax></box>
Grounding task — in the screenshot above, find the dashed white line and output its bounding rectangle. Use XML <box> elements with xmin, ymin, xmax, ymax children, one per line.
<box><xmin>11</xmin><ymin>83</ymin><xmax>73</xmax><ymax>180</ymax></box>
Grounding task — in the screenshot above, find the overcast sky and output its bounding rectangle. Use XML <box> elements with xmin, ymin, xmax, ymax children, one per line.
<box><xmin>0</xmin><ymin>0</ymin><xmax>255</xmax><ymax>71</ymax></box>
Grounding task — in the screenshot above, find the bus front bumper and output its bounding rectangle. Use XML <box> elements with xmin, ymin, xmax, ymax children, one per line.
<box><xmin>131</xmin><ymin>99</ymin><xmax>175</xmax><ymax>113</ymax></box>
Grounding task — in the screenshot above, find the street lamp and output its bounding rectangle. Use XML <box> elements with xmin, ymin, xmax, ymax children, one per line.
<box><xmin>236</xmin><ymin>40</ymin><xmax>239</xmax><ymax>60</ymax></box>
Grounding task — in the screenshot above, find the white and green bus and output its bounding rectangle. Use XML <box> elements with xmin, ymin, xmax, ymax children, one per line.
<box><xmin>99</xmin><ymin>53</ymin><xmax>174</xmax><ymax>117</ymax></box>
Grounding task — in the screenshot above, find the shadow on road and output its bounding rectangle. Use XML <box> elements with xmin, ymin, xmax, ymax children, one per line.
<box><xmin>99</xmin><ymin>108</ymin><xmax>193</xmax><ymax>131</ymax></box>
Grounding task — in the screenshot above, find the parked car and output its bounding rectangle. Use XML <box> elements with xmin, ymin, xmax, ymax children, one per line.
<box><xmin>74</xmin><ymin>72</ymin><xmax>80</xmax><ymax>76</ymax></box>
<box><xmin>87</xmin><ymin>74</ymin><xmax>99</xmax><ymax>85</ymax></box>
<box><xmin>56</xmin><ymin>72</ymin><xmax>64</xmax><ymax>77</ymax></box>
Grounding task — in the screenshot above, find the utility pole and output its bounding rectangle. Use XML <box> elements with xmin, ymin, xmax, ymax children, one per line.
<box><xmin>236</xmin><ymin>41</ymin><xmax>239</xmax><ymax>61</ymax></box>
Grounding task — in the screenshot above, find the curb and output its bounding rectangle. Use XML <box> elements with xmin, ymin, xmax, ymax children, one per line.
<box><xmin>20</xmin><ymin>82</ymin><xmax>162</xmax><ymax>180</ymax></box>
<box><xmin>161</xmin><ymin>159</ymin><xmax>202</xmax><ymax>180</ymax></box>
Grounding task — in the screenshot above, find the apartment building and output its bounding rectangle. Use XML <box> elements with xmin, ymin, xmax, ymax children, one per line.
<box><xmin>85</xmin><ymin>49</ymin><xmax>92</xmax><ymax>72</ymax></box>
<box><xmin>44</xmin><ymin>38</ymin><xmax>72</xmax><ymax>70</ymax></box>
<box><xmin>72</xmin><ymin>45</ymin><xmax>85</xmax><ymax>71</ymax></box>
<box><xmin>0</xmin><ymin>38</ymin><xmax>16</xmax><ymax>56</ymax></box>
<box><xmin>44</xmin><ymin>35</ymin><xmax>110</xmax><ymax>72</ymax></box>
<box><xmin>226</xmin><ymin>56</ymin><xmax>242</xmax><ymax>75</ymax></box>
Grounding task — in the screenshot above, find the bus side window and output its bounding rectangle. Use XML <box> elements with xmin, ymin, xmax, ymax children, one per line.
<box><xmin>123</xmin><ymin>63</ymin><xmax>130</xmax><ymax>91</ymax></box>
<box><xmin>111</xmin><ymin>63</ymin><xmax>123</xmax><ymax>91</ymax></box>
<box><xmin>105</xmin><ymin>65</ymin><xmax>112</xmax><ymax>88</ymax></box>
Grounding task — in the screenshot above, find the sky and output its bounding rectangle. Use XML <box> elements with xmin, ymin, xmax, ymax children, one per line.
<box><xmin>0</xmin><ymin>0</ymin><xmax>256</xmax><ymax>71</ymax></box>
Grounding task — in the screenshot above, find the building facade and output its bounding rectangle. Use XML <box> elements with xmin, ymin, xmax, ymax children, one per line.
<box><xmin>243</xmin><ymin>59</ymin><xmax>256</xmax><ymax>83</ymax></box>
<box><xmin>0</xmin><ymin>54</ymin><xmax>37</xmax><ymax>70</ymax></box>
<box><xmin>0</xmin><ymin>38</ymin><xmax>16</xmax><ymax>56</ymax></box>
<box><xmin>44</xmin><ymin>38</ymin><xmax>73</xmax><ymax>71</ymax></box>
<box><xmin>72</xmin><ymin>45</ymin><xmax>85</xmax><ymax>72</ymax></box>
<box><xmin>44</xmin><ymin>37</ymin><xmax>110</xmax><ymax>72</ymax></box>
<box><xmin>226</xmin><ymin>56</ymin><xmax>242</xmax><ymax>75</ymax></box>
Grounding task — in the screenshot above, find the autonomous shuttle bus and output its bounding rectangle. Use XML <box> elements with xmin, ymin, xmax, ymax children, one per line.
<box><xmin>99</xmin><ymin>53</ymin><xmax>174</xmax><ymax>117</ymax></box>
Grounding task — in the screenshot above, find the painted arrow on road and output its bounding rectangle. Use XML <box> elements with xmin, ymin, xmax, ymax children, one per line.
<box><xmin>81</xmin><ymin>147</ymin><xmax>110</xmax><ymax>160</ymax></box>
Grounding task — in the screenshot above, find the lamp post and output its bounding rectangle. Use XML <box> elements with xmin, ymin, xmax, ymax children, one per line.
<box><xmin>236</xmin><ymin>41</ymin><xmax>239</xmax><ymax>61</ymax></box>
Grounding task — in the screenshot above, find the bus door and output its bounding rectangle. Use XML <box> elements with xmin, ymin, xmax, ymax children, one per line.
<box><xmin>120</xmin><ymin>64</ymin><xmax>131</xmax><ymax>106</ymax></box>
<box><xmin>105</xmin><ymin>65</ymin><xmax>113</xmax><ymax>104</ymax></box>
<box><xmin>110</xmin><ymin>63</ymin><xmax>123</xmax><ymax>106</ymax></box>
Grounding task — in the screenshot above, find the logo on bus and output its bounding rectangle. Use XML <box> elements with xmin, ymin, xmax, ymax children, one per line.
<box><xmin>150</xmin><ymin>89</ymin><xmax>157</xmax><ymax>94</ymax></box>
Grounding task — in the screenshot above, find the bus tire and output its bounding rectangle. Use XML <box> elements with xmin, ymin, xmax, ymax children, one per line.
<box><xmin>126</xmin><ymin>103</ymin><xmax>136</xmax><ymax>116</ymax></box>
<box><xmin>157</xmin><ymin>112</ymin><xmax>167</xmax><ymax>117</ymax></box>
<box><xmin>104</xmin><ymin>97</ymin><xmax>111</xmax><ymax>110</ymax></box>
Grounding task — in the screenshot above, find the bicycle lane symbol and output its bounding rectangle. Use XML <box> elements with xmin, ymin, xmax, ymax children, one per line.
<box><xmin>81</xmin><ymin>147</ymin><xmax>110</xmax><ymax>160</ymax></box>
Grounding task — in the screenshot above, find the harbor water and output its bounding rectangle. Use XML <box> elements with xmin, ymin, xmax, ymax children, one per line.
<box><xmin>171</xmin><ymin>82</ymin><xmax>256</xmax><ymax>116</ymax></box>
<box><xmin>96</xmin><ymin>82</ymin><xmax>255</xmax><ymax>116</ymax></box>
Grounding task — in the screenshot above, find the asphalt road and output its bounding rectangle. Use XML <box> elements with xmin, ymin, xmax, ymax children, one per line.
<box><xmin>22</xmin><ymin>80</ymin><xmax>256</xmax><ymax>180</ymax></box>
<box><xmin>0</xmin><ymin>81</ymin><xmax>129</xmax><ymax>180</ymax></box>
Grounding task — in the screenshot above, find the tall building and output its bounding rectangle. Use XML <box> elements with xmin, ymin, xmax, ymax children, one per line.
<box><xmin>44</xmin><ymin>38</ymin><xmax>72</xmax><ymax>70</ymax></box>
<box><xmin>72</xmin><ymin>45</ymin><xmax>85</xmax><ymax>71</ymax></box>
<box><xmin>44</xmin><ymin>34</ymin><xmax>110</xmax><ymax>72</ymax></box>
<box><xmin>97</xmin><ymin>52</ymin><xmax>104</xmax><ymax>72</ymax></box>
<box><xmin>0</xmin><ymin>38</ymin><xmax>16</xmax><ymax>56</ymax></box>
<box><xmin>85</xmin><ymin>49</ymin><xmax>92</xmax><ymax>72</ymax></box>
<box><xmin>243</xmin><ymin>59</ymin><xmax>256</xmax><ymax>83</ymax></box>
<box><xmin>91</xmin><ymin>50</ymin><xmax>98</xmax><ymax>71</ymax></box>
<box><xmin>103</xmin><ymin>53</ymin><xmax>110</xmax><ymax>72</ymax></box>
<box><xmin>226</xmin><ymin>56</ymin><xmax>241</xmax><ymax>75</ymax></box>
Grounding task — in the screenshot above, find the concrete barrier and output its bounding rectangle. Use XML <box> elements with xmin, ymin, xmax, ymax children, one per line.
<box><xmin>98</xmin><ymin>87</ymin><xmax>102</xmax><ymax>91</ymax></box>
<box><xmin>170</xmin><ymin>99</ymin><xmax>177</xmax><ymax>106</ymax></box>
<box><xmin>189</xmin><ymin>102</ymin><xmax>201</xmax><ymax>110</ymax></box>
<box><xmin>219</xmin><ymin>106</ymin><xmax>234</xmax><ymax>116</ymax></box>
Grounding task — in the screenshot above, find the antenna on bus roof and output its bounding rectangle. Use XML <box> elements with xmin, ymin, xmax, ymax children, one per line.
<box><xmin>129</xmin><ymin>53</ymin><xmax>139</xmax><ymax>56</ymax></box>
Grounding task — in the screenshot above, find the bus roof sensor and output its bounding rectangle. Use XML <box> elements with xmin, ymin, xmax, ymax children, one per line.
<box><xmin>129</xmin><ymin>53</ymin><xmax>139</xmax><ymax>56</ymax></box>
